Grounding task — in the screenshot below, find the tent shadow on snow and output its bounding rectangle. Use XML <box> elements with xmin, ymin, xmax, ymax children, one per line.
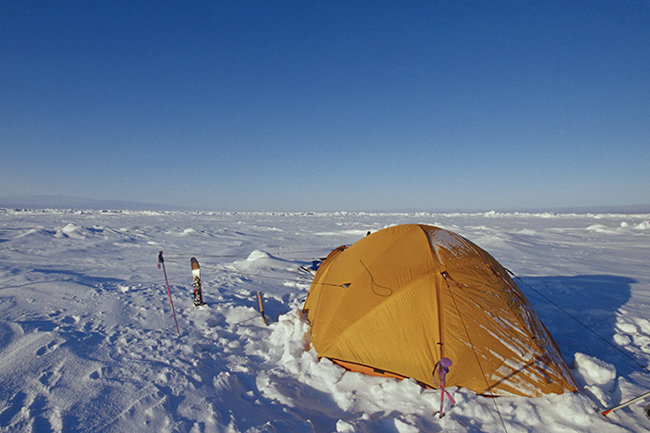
<box><xmin>518</xmin><ymin>274</ymin><xmax>636</xmax><ymax>376</ymax></box>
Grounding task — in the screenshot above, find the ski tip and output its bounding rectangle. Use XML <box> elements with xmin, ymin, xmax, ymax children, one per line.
<box><xmin>191</xmin><ymin>257</ymin><xmax>200</xmax><ymax>269</ymax></box>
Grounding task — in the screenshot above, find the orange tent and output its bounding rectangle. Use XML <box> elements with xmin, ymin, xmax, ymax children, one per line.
<box><xmin>303</xmin><ymin>224</ymin><xmax>577</xmax><ymax>397</ymax></box>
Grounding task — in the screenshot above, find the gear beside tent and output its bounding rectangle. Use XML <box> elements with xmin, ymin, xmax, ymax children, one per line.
<box><xmin>303</xmin><ymin>224</ymin><xmax>577</xmax><ymax>397</ymax></box>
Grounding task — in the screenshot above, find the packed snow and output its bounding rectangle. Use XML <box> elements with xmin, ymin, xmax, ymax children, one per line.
<box><xmin>0</xmin><ymin>209</ymin><xmax>649</xmax><ymax>433</ymax></box>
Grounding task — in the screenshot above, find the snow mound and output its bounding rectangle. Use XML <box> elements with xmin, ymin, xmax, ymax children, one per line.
<box><xmin>239</xmin><ymin>249</ymin><xmax>303</xmax><ymax>274</ymax></box>
<box><xmin>587</xmin><ymin>220</ymin><xmax>650</xmax><ymax>234</ymax></box>
<box><xmin>634</xmin><ymin>221</ymin><xmax>650</xmax><ymax>230</ymax></box>
<box><xmin>231</xmin><ymin>249</ymin><xmax>282</xmax><ymax>273</ymax></box>
<box><xmin>574</xmin><ymin>352</ymin><xmax>616</xmax><ymax>386</ymax></box>
<box><xmin>586</xmin><ymin>224</ymin><xmax>619</xmax><ymax>234</ymax></box>
<box><xmin>246</xmin><ymin>249</ymin><xmax>273</xmax><ymax>261</ymax></box>
<box><xmin>313</xmin><ymin>229</ymin><xmax>369</xmax><ymax>238</ymax></box>
<box><xmin>16</xmin><ymin>227</ymin><xmax>55</xmax><ymax>238</ymax></box>
<box><xmin>573</xmin><ymin>352</ymin><xmax>617</xmax><ymax>406</ymax></box>
<box><xmin>55</xmin><ymin>223</ymin><xmax>87</xmax><ymax>239</ymax></box>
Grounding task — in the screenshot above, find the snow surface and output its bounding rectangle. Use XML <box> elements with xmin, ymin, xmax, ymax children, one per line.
<box><xmin>0</xmin><ymin>209</ymin><xmax>649</xmax><ymax>433</ymax></box>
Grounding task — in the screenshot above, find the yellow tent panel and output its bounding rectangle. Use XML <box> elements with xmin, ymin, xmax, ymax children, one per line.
<box><xmin>303</xmin><ymin>224</ymin><xmax>577</xmax><ymax>397</ymax></box>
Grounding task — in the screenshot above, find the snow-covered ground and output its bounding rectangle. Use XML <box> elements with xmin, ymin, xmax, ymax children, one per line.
<box><xmin>0</xmin><ymin>209</ymin><xmax>649</xmax><ymax>433</ymax></box>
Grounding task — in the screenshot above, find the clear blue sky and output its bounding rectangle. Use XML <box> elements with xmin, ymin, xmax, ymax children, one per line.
<box><xmin>1</xmin><ymin>1</ymin><xmax>648</xmax><ymax>211</ymax></box>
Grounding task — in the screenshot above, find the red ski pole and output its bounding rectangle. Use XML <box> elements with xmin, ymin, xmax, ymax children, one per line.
<box><xmin>602</xmin><ymin>390</ymin><xmax>650</xmax><ymax>416</ymax></box>
<box><xmin>158</xmin><ymin>251</ymin><xmax>180</xmax><ymax>335</ymax></box>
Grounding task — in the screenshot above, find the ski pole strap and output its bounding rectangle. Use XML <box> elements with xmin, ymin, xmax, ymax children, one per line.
<box><xmin>433</xmin><ymin>357</ymin><xmax>456</xmax><ymax>405</ymax></box>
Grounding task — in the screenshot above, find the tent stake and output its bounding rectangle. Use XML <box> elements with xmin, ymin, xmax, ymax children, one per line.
<box><xmin>257</xmin><ymin>291</ymin><xmax>268</xmax><ymax>325</ymax></box>
<box><xmin>602</xmin><ymin>390</ymin><xmax>650</xmax><ymax>416</ymax></box>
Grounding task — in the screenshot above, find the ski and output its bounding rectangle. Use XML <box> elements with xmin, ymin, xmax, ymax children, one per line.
<box><xmin>191</xmin><ymin>257</ymin><xmax>206</xmax><ymax>306</ymax></box>
<box><xmin>296</xmin><ymin>260</ymin><xmax>323</xmax><ymax>276</ymax></box>
<box><xmin>297</xmin><ymin>265</ymin><xmax>317</xmax><ymax>276</ymax></box>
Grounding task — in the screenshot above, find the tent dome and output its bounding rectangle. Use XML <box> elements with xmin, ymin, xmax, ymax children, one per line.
<box><xmin>303</xmin><ymin>224</ymin><xmax>576</xmax><ymax>397</ymax></box>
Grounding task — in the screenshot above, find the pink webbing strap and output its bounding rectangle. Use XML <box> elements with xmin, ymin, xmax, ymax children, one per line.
<box><xmin>433</xmin><ymin>357</ymin><xmax>455</xmax><ymax>417</ymax></box>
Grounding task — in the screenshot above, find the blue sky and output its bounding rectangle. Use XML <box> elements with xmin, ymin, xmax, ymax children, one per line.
<box><xmin>1</xmin><ymin>1</ymin><xmax>648</xmax><ymax>211</ymax></box>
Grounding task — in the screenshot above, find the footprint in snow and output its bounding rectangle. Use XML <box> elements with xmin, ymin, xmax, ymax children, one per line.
<box><xmin>35</xmin><ymin>340</ymin><xmax>59</xmax><ymax>357</ymax></box>
<box><xmin>0</xmin><ymin>391</ymin><xmax>27</xmax><ymax>426</ymax></box>
<box><xmin>29</xmin><ymin>394</ymin><xmax>59</xmax><ymax>433</ymax></box>
<box><xmin>89</xmin><ymin>366</ymin><xmax>106</xmax><ymax>380</ymax></box>
<box><xmin>38</xmin><ymin>363</ymin><xmax>63</xmax><ymax>388</ymax></box>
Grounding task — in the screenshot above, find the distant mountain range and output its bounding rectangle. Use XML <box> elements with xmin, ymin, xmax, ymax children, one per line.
<box><xmin>0</xmin><ymin>195</ymin><xmax>187</xmax><ymax>211</ymax></box>
<box><xmin>1</xmin><ymin>194</ymin><xmax>648</xmax><ymax>214</ymax></box>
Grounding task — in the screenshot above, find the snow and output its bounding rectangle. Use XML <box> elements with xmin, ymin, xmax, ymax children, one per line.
<box><xmin>1</xmin><ymin>208</ymin><xmax>649</xmax><ymax>432</ymax></box>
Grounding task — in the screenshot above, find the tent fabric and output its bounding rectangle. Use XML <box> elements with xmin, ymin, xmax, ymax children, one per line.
<box><xmin>303</xmin><ymin>224</ymin><xmax>577</xmax><ymax>397</ymax></box>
